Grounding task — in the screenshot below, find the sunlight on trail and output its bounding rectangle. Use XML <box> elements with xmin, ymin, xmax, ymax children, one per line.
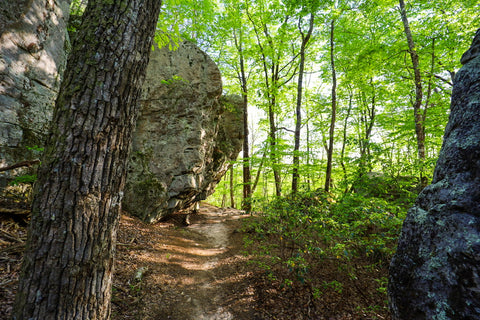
<box><xmin>113</xmin><ymin>204</ymin><xmax>256</xmax><ymax>319</ymax></box>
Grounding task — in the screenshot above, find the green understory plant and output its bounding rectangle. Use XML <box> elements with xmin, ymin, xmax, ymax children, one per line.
<box><xmin>242</xmin><ymin>187</ymin><xmax>413</xmax><ymax>314</ymax></box>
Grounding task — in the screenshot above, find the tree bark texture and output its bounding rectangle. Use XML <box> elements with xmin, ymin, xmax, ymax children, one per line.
<box><xmin>325</xmin><ymin>19</ymin><xmax>336</xmax><ymax>192</ymax></box>
<box><xmin>12</xmin><ymin>0</ymin><xmax>162</xmax><ymax>319</ymax></box>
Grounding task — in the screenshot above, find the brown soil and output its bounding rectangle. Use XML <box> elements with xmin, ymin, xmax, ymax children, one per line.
<box><xmin>0</xmin><ymin>202</ymin><xmax>391</xmax><ymax>320</ymax></box>
<box><xmin>112</xmin><ymin>203</ymin><xmax>259</xmax><ymax>320</ymax></box>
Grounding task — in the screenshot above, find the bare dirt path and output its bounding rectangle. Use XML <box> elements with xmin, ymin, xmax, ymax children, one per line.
<box><xmin>113</xmin><ymin>203</ymin><xmax>260</xmax><ymax>320</ymax></box>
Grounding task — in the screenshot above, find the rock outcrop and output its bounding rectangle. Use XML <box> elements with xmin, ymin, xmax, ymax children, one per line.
<box><xmin>0</xmin><ymin>0</ymin><xmax>70</xmax><ymax>182</ymax></box>
<box><xmin>388</xmin><ymin>29</ymin><xmax>480</xmax><ymax>319</ymax></box>
<box><xmin>123</xmin><ymin>41</ymin><xmax>243</xmax><ymax>223</ymax></box>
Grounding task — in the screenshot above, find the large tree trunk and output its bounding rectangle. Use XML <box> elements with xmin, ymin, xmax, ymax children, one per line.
<box><xmin>12</xmin><ymin>0</ymin><xmax>162</xmax><ymax>319</ymax></box>
<box><xmin>325</xmin><ymin>19</ymin><xmax>337</xmax><ymax>192</ymax></box>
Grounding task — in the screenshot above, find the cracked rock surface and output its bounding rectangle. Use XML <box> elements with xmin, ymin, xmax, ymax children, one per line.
<box><xmin>123</xmin><ymin>41</ymin><xmax>243</xmax><ymax>223</ymax></box>
<box><xmin>388</xmin><ymin>29</ymin><xmax>480</xmax><ymax>319</ymax></box>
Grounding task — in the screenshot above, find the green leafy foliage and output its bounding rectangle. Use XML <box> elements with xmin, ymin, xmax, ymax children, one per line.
<box><xmin>9</xmin><ymin>174</ymin><xmax>37</xmax><ymax>186</ymax></box>
<box><xmin>242</xmin><ymin>188</ymin><xmax>411</xmax><ymax>298</ymax></box>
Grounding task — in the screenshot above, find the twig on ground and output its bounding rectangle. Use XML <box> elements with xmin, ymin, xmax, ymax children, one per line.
<box><xmin>0</xmin><ymin>229</ymin><xmax>25</xmax><ymax>243</ymax></box>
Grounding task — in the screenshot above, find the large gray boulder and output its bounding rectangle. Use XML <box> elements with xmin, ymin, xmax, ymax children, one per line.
<box><xmin>123</xmin><ymin>41</ymin><xmax>243</xmax><ymax>223</ymax></box>
<box><xmin>0</xmin><ymin>0</ymin><xmax>70</xmax><ymax>182</ymax></box>
<box><xmin>388</xmin><ymin>29</ymin><xmax>480</xmax><ymax>319</ymax></box>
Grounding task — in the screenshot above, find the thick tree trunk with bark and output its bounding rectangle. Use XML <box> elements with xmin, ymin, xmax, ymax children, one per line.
<box><xmin>12</xmin><ymin>0</ymin><xmax>162</xmax><ymax>319</ymax></box>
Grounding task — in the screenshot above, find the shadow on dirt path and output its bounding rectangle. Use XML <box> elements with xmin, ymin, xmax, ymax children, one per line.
<box><xmin>113</xmin><ymin>203</ymin><xmax>261</xmax><ymax>320</ymax></box>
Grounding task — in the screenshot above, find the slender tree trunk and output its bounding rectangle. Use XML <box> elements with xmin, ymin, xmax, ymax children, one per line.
<box><xmin>292</xmin><ymin>13</ymin><xmax>314</xmax><ymax>194</ymax></box>
<box><xmin>340</xmin><ymin>93</ymin><xmax>353</xmax><ymax>189</ymax></box>
<box><xmin>358</xmin><ymin>84</ymin><xmax>376</xmax><ymax>173</ymax></box>
<box><xmin>229</xmin><ymin>165</ymin><xmax>235</xmax><ymax>208</ymax></box>
<box><xmin>325</xmin><ymin>19</ymin><xmax>337</xmax><ymax>192</ymax></box>
<box><xmin>13</xmin><ymin>1</ymin><xmax>162</xmax><ymax>319</ymax></box>
<box><xmin>252</xmin><ymin>150</ymin><xmax>266</xmax><ymax>195</ymax></box>
<box><xmin>246</xmin><ymin>8</ymin><xmax>293</xmax><ymax>198</ymax></box>
<box><xmin>399</xmin><ymin>0</ymin><xmax>427</xmax><ymax>185</ymax></box>
<box><xmin>221</xmin><ymin>193</ymin><xmax>226</xmax><ymax>208</ymax></box>
<box><xmin>268</xmin><ymin>96</ymin><xmax>282</xmax><ymax>197</ymax></box>
<box><xmin>234</xmin><ymin>30</ymin><xmax>252</xmax><ymax>212</ymax></box>
<box><xmin>306</xmin><ymin>120</ymin><xmax>311</xmax><ymax>190</ymax></box>
<box><xmin>241</xmin><ymin>76</ymin><xmax>252</xmax><ymax>211</ymax></box>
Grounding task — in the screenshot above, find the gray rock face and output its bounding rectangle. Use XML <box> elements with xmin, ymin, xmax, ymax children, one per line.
<box><xmin>123</xmin><ymin>42</ymin><xmax>243</xmax><ymax>223</ymax></box>
<box><xmin>388</xmin><ymin>29</ymin><xmax>480</xmax><ymax>319</ymax></box>
<box><xmin>0</xmin><ymin>0</ymin><xmax>70</xmax><ymax>179</ymax></box>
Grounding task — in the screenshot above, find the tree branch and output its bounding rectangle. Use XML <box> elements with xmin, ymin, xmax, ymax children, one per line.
<box><xmin>0</xmin><ymin>160</ymin><xmax>40</xmax><ymax>173</ymax></box>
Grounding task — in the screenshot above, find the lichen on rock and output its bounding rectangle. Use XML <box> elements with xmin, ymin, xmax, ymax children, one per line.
<box><xmin>388</xmin><ymin>29</ymin><xmax>480</xmax><ymax>319</ymax></box>
<box><xmin>123</xmin><ymin>41</ymin><xmax>243</xmax><ymax>223</ymax></box>
<box><xmin>0</xmin><ymin>0</ymin><xmax>71</xmax><ymax>183</ymax></box>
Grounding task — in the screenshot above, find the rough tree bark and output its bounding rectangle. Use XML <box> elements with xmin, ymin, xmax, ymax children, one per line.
<box><xmin>12</xmin><ymin>0</ymin><xmax>162</xmax><ymax>319</ymax></box>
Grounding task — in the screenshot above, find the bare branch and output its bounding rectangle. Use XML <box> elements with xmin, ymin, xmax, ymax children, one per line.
<box><xmin>0</xmin><ymin>160</ymin><xmax>40</xmax><ymax>173</ymax></box>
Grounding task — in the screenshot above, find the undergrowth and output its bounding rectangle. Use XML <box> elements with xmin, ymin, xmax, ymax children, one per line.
<box><xmin>242</xmin><ymin>189</ymin><xmax>414</xmax><ymax>318</ymax></box>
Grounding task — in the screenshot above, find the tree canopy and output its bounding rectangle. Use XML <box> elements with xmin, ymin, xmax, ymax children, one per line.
<box><xmin>159</xmin><ymin>0</ymin><xmax>479</xmax><ymax>203</ymax></box>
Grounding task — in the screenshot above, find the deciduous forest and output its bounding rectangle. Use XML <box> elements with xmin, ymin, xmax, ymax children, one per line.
<box><xmin>1</xmin><ymin>0</ymin><xmax>480</xmax><ymax>319</ymax></box>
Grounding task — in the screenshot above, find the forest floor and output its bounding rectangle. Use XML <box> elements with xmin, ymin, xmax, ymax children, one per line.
<box><xmin>0</xmin><ymin>201</ymin><xmax>391</xmax><ymax>319</ymax></box>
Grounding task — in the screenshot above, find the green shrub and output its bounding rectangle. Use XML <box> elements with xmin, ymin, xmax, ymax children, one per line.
<box><xmin>243</xmin><ymin>188</ymin><xmax>412</xmax><ymax>296</ymax></box>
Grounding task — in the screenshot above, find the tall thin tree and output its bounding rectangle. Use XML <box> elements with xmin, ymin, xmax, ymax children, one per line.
<box><xmin>325</xmin><ymin>19</ymin><xmax>337</xmax><ymax>192</ymax></box>
<box><xmin>292</xmin><ymin>12</ymin><xmax>315</xmax><ymax>193</ymax></box>
<box><xmin>233</xmin><ymin>28</ymin><xmax>252</xmax><ymax>212</ymax></box>
<box><xmin>398</xmin><ymin>0</ymin><xmax>427</xmax><ymax>185</ymax></box>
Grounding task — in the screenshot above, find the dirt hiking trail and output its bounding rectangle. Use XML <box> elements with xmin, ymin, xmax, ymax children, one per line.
<box><xmin>1</xmin><ymin>202</ymin><xmax>391</xmax><ymax>319</ymax></box>
<box><xmin>113</xmin><ymin>203</ymin><xmax>260</xmax><ymax>320</ymax></box>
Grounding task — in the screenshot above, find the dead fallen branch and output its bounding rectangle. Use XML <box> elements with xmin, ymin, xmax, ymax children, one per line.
<box><xmin>0</xmin><ymin>160</ymin><xmax>40</xmax><ymax>173</ymax></box>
